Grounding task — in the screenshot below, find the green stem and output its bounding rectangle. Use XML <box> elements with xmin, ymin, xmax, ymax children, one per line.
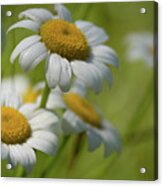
<box><xmin>40</xmin><ymin>136</ymin><xmax>70</xmax><ymax>178</ymax></box>
<box><xmin>69</xmin><ymin>132</ymin><xmax>85</xmax><ymax>169</ymax></box>
<box><xmin>40</xmin><ymin>81</ymin><xmax>50</xmax><ymax>108</ymax></box>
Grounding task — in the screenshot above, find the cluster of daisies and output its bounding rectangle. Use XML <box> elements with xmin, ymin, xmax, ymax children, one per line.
<box><xmin>1</xmin><ymin>4</ymin><xmax>121</xmax><ymax>172</ymax></box>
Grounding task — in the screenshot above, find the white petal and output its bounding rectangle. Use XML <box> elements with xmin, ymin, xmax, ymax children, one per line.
<box><xmin>75</xmin><ymin>20</ymin><xmax>94</xmax><ymax>32</ymax></box>
<box><xmin>100</xmin><ymin>121</ymin><xmax>121</xmax><ymax>157</ymax></box>
<box><xmin>59</xmin><ymin>58</ymin><xmax>72</xmax><ymax>92</ymax></box>
<box><xmin>9</xmin><ymin>144</ymin><xmax>36</xmax><ymax>171</ymax></box>
<box><xmin>8</xmin><ymin>145</ymin><xmax>19</xmax><ymax>167</ymax></box>
<box><xmin>34</xmin><ymin>81</ymin><xmax>45</xmax><ymax>91</ymax></box>
<box><xmin>19</xmin><ymin>103</ymin><xmax>37</xmax><ymax>119</ymax></box>
<box><xmin>103</xmin><ymin>141</ymin><xmax>113</xmax><ymax>157</ymax></box>
<box><xmin>46</xmin><ymin>54</ymin><xmax>62</xmax><ymax>89</ymax></box>
<box><xmin>1</xmin><ymin>78</ymin><xmax>15</xmax><ymax>93</ymax></box>
<box><xmin>34</xmin><ymin>95</ymin><xmax>42</xmax><ymax>108</ymax></box>
<box><xmin>7</xmin><ymin>20</ymin><xmax>40</xmax><ymax>33</ymax></box>
<box><xmin>13</xmin><ymin>75</ymin><xmax>29</xmax><ymax>95</ymax></box>
<box><xmin>22</xmin><ymin>144</ymin><xmax>36</xmax><ymax>172</ymax></box>
<box><xmin>10</xmin><ymin>144</ymin><xmax>36</xmax><ymax>171</ymax></box>
<box><xmin>1</xmin><ymin>75</ymin><xmax>30</xmax><ymax>96</ymax></box>
<box><xmin>46</xmin><ymin>90</ymin><xmax>66</xmax><ymax>109</ymax></box>
<box><xmin>93</xmin><ymin>62</ymin><xmax>113</xmax><ymax>86</ymax></box>
<box><xmin>55</xmin><ymin>4</ymin><xmax>72</xmax><ymax>22</ymax></box>
<box><xmin>1</xmin><ymin>92</ymin><xmax>22</xmax><ymax>109</ymax></box>
<box><xmin>27</xmin><ymin>136</ymin><xmax>57</xmax><ymax>155</ymax></box>
<box><xmin>1</xmin><ymin>143</ymin><xmax>9</xmax><ymax>160</ymax></box>
<box><xmin>32</xmin><ymin>130</ymin><xmax>58</xmax><ymax>149</ymax></box>
<box><xmin>72</xmin><ymin>61</ymin><xmax>103</xmax><ymax>93</ymax></box>
<box><xmin>91</xmin><ymin>45</ymin><xmax>119</xmax><ymax>67</ymax></box>
<box><xmin>62</xmin><ymin>110</ymin><xmax>86</xmax><ymax>135</ymax></box>
<box><xmin>19</xmin><ymin>8</ymin><xmax>53</xmax><ymax>23</ymax></box>
<box><xmin>70</xmin><ymin>79</ymin><xmax>87</xmax><ymax>97</ymax></box>
<box><xmin>8</xmin><ymin>145</ymin><xmax>27</xmax><ymax>168</ymax></box>
<box><xmin>29</xmin><ymin>109</ymin><xmax>58</xmax><ymax>131</ymax></box>
<box><xmin>29</xmin><ymin>52</ymin><xmax>48</xmax><ymax>70</ymax></box>
<box><xmin>10</xmin><ymin>35</ymin><xmax>41</xmax><ymax>64</ymax></box>
<box><xmin>75</xmin><ymin>20</ymin><xmax>108</xmax><ymax>46</ymax></box>
<box><xmin>86</xmin><ymin>128</ymin><xmax>102</xmax><ymax>151</ymax></box>
<box><xmin>19</xmin><ymin>42</ymin><xmax>47</xmax><ymax>71</ymax></box>
<box><xmin>102</xmin><ymin>121</ymin><xmax>121</xmax><ymax>153</ymax></box>
<box><xmin>33</xmin><ymin>130</ymin><xmax>58</xmax><ymax>142</ymax></box>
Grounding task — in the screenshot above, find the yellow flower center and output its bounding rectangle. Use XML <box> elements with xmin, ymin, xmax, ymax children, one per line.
<box><xmin>63</xmin><ymin>93</ymin><xmax>101</xmax><ymax>128</ymax></box>
<box><xmin>23</xmin><ymin>88</ymin><xmax>40</xmax><ymax>103</ymax></box>
<box><xmin>1</xmin><ymin>107</ymin><xmax>31</xmax><ymax>144</ymax></box>
<box><xmin>40</xmin><ymin>19</ymin><xmax>89</xmax><ymax>61</ymax></box>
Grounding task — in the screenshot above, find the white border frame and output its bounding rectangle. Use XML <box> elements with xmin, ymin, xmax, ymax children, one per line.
<box><xmin>0</xmin><ymin>0</ymin><xmax>162</xmax><ymax>186</ymax></box>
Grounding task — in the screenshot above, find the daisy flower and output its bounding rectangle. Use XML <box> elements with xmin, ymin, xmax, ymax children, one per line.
<box><xmin>1</xmin><ymin>75</ymin><xmax>44</xmax><ymax>104</ymax></box>
<box><xmin>1</xmin><ymin>75</ymin><xmax>30</xmax><ymax>95</ymax></box>
<box><xmin>46</xmin><ymin>82</ymin><xmax>121</xmax><ymax>157</ymax></box>
<box><xmin>8</xmin><ymin>4</ymin><xmax>119</xmax><ymax>93</ymax></box>
<box><xmin>125</xmin><ymin>32</ymin><xmax>154</xmax><ymax>67</ymax></box>
<box><xmin>1</xmin><ymin>92</ymin><xmax>59</xmax><ymax>171</ymax></box>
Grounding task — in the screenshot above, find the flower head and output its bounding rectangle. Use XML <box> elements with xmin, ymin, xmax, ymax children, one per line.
<box><xmin>1</xmin><ymin>75</ymin><xmax>30</xmax><ymax>95</ymax></box>
<box><xmin>8</xmin><ymin>4</ymin><xmax>119</xmax><ymax>93</ymax></box>
<box><xmin>46</xmin><ymin>82</ymin><xmax>121</xmax><ymax>157</ymax></box>
<box><xmin>125</xmin><ymin>32</ymin><xmax>154</xmax><ymax>67</ymax></box>
<box><xmin>1</xmin><ymin>92</ymin><xmax>59</xmax><ymax>171</ymax></box>
<box><xmin>1</xmin><ymin>75</ymin><xmax>44</xmax><ymax>104</ymax></box>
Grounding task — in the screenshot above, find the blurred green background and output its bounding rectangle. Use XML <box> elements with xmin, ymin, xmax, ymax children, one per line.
<box><xmin>1</xmin><ymin>1</ymin><xmax>157</xmax><ymax>180</ymax></box>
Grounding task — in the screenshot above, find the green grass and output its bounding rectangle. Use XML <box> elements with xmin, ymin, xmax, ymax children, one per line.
<box><xmin>1</xmin><ymin>1</ymin><xmax>157</xmax><ymax>180</ymax></box>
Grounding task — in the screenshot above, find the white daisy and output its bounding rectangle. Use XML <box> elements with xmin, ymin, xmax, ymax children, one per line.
<box><xmin>1</xmin><ymin>92</ymin><xmax>59</xmax><ymax>171</ymax></box>
<box><xmin>1</xmin><ymin>75</ymin><xmax>44</xmax><ymax>104</ymax></box>
<box><xmin>125</xmin><ymin>32</ymin><xmax>154</xmax><ymax>67</ymax></box>
<box><xmin>8</xmin><ymin>4</ymin><xmax>119</xmax><ymax>93</ymax></box>
<box><xmin>1</xmin><ymin>75</ymin><xmax>30</xmax><ymax>95</ymax></box>
<box><xmin>46</xmin><ymin>83</ymin><xmax>121</xmax><ymax>157</ymax></box>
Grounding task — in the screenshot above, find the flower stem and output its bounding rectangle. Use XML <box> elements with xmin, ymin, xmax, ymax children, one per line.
<box><xmin>40</xmin><ymin>81</ymin><xmax>50</xmax><ymax>108</ymax></box>
<box><xmin>69</xmin><ymin>132</ymin><xmax>85</xmax><ymax>169</ymax></box>
<box><xmin>40</xmin><ymin>136</ymin><xmax>70</xmax><ymax>177</ymax></box>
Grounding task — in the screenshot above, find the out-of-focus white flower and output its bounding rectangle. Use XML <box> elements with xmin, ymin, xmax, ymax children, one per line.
<box><xmin>125</xmin><ymin>32</ymin><xmax>153</xmax><ymax>67</ymax></box>
<box><xmin>1</xmin><ymin>92</ymin><xmax>59</xmax><ymax>171</ymax></box>
<box><xmin>1</xmin><ymin>75</ymin><xmax>44</xmax><ymax>104</ymax></box>
<box><xmin>1</xmin><ymin>75</ymin><xmax>30</xmax><ymax>95</ymax></box>
<box><xmin>46</xmin><ymin>81</ymin><xmax>121</xmax><ymax>157</ymax></box>
<box><xmin>8</xmin><ymin>4</ymin><xmax>119</xmax><ymax>93</ymax></box>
